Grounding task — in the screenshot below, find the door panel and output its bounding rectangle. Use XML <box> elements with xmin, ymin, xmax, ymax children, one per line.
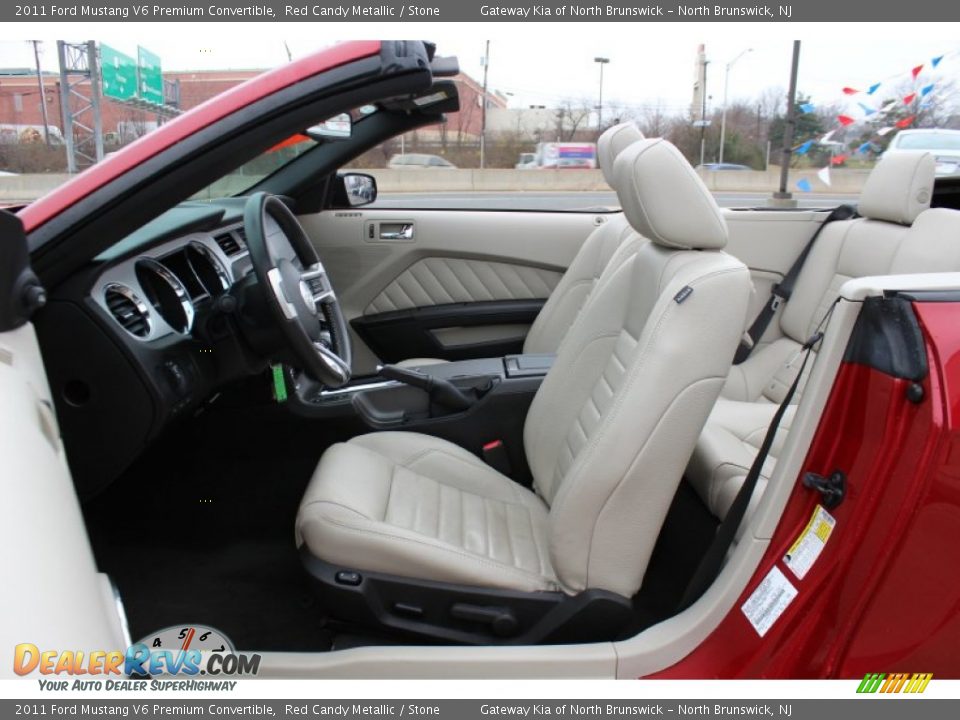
<box><xmin>300</xmin><ymin>208</ymin><xmax>606</xmax><ymax>374</ymax></box>
<box><xmin>0</xmin><ymin>322</ymin><xmax>128</xmax><ymax>665</ymax></box>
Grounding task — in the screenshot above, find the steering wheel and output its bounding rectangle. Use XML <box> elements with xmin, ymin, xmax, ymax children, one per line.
<box><xmin>243</xmin><ymin>192</ymin><xmax>352</xmax><ymax>388</ymax></box>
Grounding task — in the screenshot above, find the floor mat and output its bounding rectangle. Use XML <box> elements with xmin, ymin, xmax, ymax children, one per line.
<box><xmin>82</xmin><ymin>381</ymin><xmax>365</xmax><ymax>651</ymax></box>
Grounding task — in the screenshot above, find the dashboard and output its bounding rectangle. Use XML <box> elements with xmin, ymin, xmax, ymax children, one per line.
<box><xmin>93</xmin><ymin>223</ymin><xmax>250</xmax><ymax>342</ymax></box>
<box><xmin>36</xmin><ymin>199</ymin><xmax>300</xmax><ymax>497</ymax></box>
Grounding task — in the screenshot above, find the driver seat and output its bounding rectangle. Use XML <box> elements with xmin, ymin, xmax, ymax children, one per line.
<box><xmin>296</xmin><ymin>139</ymin><xmax>752</xmax><ymax>641</ymax></box>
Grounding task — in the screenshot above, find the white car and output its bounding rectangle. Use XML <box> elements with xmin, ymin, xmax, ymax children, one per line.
<box><xmin>387</xmin><ymin>153</ymin><xmax>457</xmax><ymax>169</ymax></box>
<box><xmin>885</xmin><ymin>128</ymin><xmax>960</xmax><ymax>176</ymax></box>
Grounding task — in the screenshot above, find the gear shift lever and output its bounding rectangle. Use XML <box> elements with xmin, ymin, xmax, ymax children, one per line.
<box><xmin>378</xmin><ymin>364</ymin><xmax>474</xmax><ymax>412</ymax></box>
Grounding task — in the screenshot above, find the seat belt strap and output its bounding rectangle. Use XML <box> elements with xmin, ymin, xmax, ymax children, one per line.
<box><xmin>733</xmin><ymin>204</ymin><xmax>856</xmax><ymax>365</ymax></box>
<box><xmin>677</xmin><ymin>330</ymin><xmax>822</xmax><ymax>612</ymax></box>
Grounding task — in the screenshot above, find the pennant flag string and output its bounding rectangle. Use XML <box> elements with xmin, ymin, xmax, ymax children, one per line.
<box><xmin>794</xmin><ymin>140</ymin><xmax>814</xmax><ymax>155</ymax></box>
<box><xmin>817</xmin><ymin>166</ymin><xmax>832</xmax><ymax>186</ymax></box>
<box><xmin>799</xmin><ymin>103</ymin><xmax>815</xmax><ymax>113</ymax></box>
<box><xmin>911</xmin><ymin>64</ymin><xmax>924</xmax><ymax>79</ymax></box>
<box><xmin>857</xmin><ymin>102</ymin><xmax>877</xmax><ymax>116</ymax></box>
<box><xmin>867</xmin><ymin>83</ymin><xmax>882</xmax><ymax>95</ymax></box>
<box><xmin>837</xmin><ymin>115</ymin><xmax>856</xmax><ymax>127</ymax></box>
<box><xmin>796</xmin><ymin>178</ymin><xmax>813</xmax><ymax>193</ymax></box>
<box><xmin>920</xmin><ymin>83</ymin><xmax>935</xmax><ymax>97</ymax></box>
<box><xmin>932</xmin><ymin>55</ymin><xmax>943</xmax><ymax>68</ymax></box>
<box><xmin>896</xmin><ymin>115</ymin><xmax>916</xmax><ymax>129</ymax></box>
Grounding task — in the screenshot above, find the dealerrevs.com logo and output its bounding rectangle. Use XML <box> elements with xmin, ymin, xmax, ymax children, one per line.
<box><xmin>856</xmin><ymin>673</ymin><xmax>934</xmax><ymax>694</ymax></box>
<box><xmin>13</xmin><ymin>625</ymin><xmax>260</xmax><ymax>691</ymax></box>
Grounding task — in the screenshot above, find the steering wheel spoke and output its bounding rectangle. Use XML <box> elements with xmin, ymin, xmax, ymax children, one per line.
<box><xmin>244</xmin><ymin>193</ymin><xmax>352</xmax><ymax>388</ymax></box>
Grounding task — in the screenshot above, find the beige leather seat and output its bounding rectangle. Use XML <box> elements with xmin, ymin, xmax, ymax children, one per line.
<box><xmin>297</xmin><ymin>139</ymin><xmax>752</xmax><ymax>598</ymax></box>
<box><xmin>397</xmin><ymin>122</ymin><xmax>644</xmax><ymax>368</ymax></box>
<box><xmin>688</xmin><ymin>151</ymin><xmax>940</xmax><ymax>519</ymax></box>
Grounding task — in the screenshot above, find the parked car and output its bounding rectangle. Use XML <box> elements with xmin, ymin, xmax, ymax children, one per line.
<box><xmin>884</xmin><ymin>128</ymin><xmax>960</xmax><ymax>176</ymax></box>
<box><xmin>3</xmin><ymin>40</ymin><xmax>960</xmax><ymax>682</ymax></box>
<box><xmin>696</xmin><ymin>163</ymin><xmax>752</xmax><ymax>171</ymax></box>
<box><xmin>387</xmin><ymin>152</ymin><xmax>457</xmax><ymax>169</ymax></box>
<box><xmin>515</xmin><ymin>151</ymin><xmax>537</xmax><ymax>169</ymax></box>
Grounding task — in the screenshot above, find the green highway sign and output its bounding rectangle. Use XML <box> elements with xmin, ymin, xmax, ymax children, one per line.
<box><xmin>100</xmin><ymin>44</ymin><xmax>137</xmax><ymax>101</ymax></box>
<box><xmin>138</xmin><ymin>46</ymin><xmax>163</xmax><ymax>105</ymax></box>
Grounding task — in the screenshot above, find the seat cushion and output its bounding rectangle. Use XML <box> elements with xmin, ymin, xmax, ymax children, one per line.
<box><xmin>687</xmin><ymin>397</ymin><xmax>795</xmax><ymax>518</ymax></box>
<box><xmin>296</xmin><ymin>432</ymin><xmax>558</xmax><ymax>593</ymax></box>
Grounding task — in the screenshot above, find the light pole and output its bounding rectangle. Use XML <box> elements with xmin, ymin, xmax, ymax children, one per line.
<box><xmin>718</xmin><ymin>48</ymin><xmax>753</xmax><ymax>166</ymax></box>
<box><xmin>594</xmin><ymin>57</ymin><xmax>609</xmax><ymax>134</ymax></box>
<box><xmin>480</xmin><ymin>40</ymin><xmax>490</xmax><ymax>169</ymax></box>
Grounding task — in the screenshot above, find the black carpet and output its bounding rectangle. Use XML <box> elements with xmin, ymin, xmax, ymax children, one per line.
<box><xmin>82</xmin><ymin>379</ymin><xmax>364</xmax><ymax>651</ymax></box>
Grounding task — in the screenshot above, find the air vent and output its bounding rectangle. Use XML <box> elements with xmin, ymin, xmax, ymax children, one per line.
<box><xmin>104</xmin><ymin>284</ymin><xmax>150</xmax><ymax>338</ymax></box>
<box><xmin>214</xmin><ymin>231</ymin><xmax>243</xmax><ymax>257</ymax></box>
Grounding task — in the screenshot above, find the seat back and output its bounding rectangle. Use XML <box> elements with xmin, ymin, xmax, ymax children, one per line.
<box><xmin>524</xmin><ymin>139</ymin><xmax>752</xmax><ymax>597</ymax></box>
<box><xmin>523</xmin><ymin>123</ymin><xmax>644</xmax><ymax>353</ymax></box>
<box><xmin>742</xmin><ymin>151</ymin><xmax>936</xmax><ymax>404</ymax></box>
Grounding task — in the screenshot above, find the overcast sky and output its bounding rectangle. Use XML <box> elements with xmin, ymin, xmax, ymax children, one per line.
<box><xmin>2</xmin><ymin>23</ymin><xmax>957</xmax><ymax>117</ymax></box>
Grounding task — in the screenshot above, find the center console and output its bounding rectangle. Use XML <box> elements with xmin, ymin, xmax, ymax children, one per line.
<box><xmin>289</xmin><ymin>354</ymin><xmax>556</xmax><ymax>485</ymax></box>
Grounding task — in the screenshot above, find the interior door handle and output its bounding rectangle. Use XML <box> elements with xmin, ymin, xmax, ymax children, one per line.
<box><xmin>380</xmin><ymin>224</ymin><xmax>414</xmax><ymax>240</ymax></box>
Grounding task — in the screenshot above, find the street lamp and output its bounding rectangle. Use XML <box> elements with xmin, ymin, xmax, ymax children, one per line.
<box><xmin>718</xmin><ymin>48</ymin><xmax>753</xmax><ymax>165</ymax></box>
<box><xmin>594</xmin><ymin>57</ymin><xmax>610</xmax><ymax>133</ymax></box>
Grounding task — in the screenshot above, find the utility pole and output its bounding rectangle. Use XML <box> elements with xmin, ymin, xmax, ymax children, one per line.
<box><xmin>772</xmin><ymin>40</ymin><xmax>801</xmax><ymax>207</ymax></box>
<box><xmin>480</xmin><ymin>40</ymin><xmax>489</xmax><ymax>169</ymax></box>
<box><xmin>719</xmin><ymin>48</ymin><xmax>752</xmax><ymax>166</ymax></box>
<box><xmin>594</xmin><ymin>56</ymin><xmax>610</xmax><ymax>136</ymax></box>
<box><xmin>699</xmin><ymin>59</ymin><xmax>710</xmax><ymax>166</ymax></box>
<box><xmin>30</xmin><ymin>40</ymin><xmax>51</xmax><ymax>146</ymax></box>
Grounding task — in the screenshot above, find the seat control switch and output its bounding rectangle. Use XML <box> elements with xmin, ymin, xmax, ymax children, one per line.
<box><xmin>334</xmin><ymin>571</ymin><xmax>362</xmax><ymax>586</ymax></box>
<box><xmin>450</xmin><ymin>603</ymin><xmax>518</xmax><ymax>637</ymax></box>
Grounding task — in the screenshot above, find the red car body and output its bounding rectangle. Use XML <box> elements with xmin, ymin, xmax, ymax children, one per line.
<box><xmin>16</xmin><ymin>39</ymin><xmax>960</xmax><ymax>679</ymax></box>
<box><xmin>659</xmin><ymin>301</ymin><xmax>960</xmax><ymax>677</ymax></box>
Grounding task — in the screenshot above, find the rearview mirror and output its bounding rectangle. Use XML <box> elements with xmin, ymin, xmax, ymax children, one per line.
<box><xmin>306</xmin><ymin>113</ymin><xmax>352</xmax><ymax>141</ymax></box>
<box><xmin>337</xmin><ymin>173</ymin><xmax>377</xmax><ymax>207</ymax></box>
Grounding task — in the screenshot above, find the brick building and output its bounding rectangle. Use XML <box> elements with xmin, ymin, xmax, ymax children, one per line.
<box><xmin>0</xmin><ymin>65</ymin><xmax>504</xmax><ymax>146</ymax></box>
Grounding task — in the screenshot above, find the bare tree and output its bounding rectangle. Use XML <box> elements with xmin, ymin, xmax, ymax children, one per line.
<box><xmin>554</xmin><ymin>99</ymin><xmax>592</xmax><ymax>141</ymax></box>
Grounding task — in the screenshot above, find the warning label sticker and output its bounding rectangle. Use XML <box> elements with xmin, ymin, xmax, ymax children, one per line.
<box><xmin>783</xmin><ymin>504</ymin><xmax>837</xmax><ymax>580</ymax></box>
<box><xmin>741</xmin><ymin>566</ymin><xmax>798</xmax><ymax>637</ymax></box>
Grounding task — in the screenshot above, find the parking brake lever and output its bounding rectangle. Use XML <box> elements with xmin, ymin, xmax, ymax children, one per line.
<box><xmin>377</xmin><ymin>364</ymin><xmax>474</xmax><ymax>412</ymax></box>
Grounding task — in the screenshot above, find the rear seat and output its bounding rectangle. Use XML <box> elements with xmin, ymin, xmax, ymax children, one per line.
<box><xmin>688</xmin><ymin>151</ymin><xmax>947</xmax><ymax>519</ymax></box>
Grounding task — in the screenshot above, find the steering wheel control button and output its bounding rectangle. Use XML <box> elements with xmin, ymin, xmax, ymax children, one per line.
<box><xmin>335</xmin><ymin>571</ymin><xmax>362</xmax><ymax>586</ymax></box>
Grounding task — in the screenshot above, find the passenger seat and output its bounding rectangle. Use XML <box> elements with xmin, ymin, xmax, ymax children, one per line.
<box><xmin>397</xmin><ymin>122</ymin><xmax>644</xmax><ymax>367</ymax></box>
<box><xmin>688</xmin><ymin>151</ymin><xmax>939</xmax><ymax>519</ymax></box>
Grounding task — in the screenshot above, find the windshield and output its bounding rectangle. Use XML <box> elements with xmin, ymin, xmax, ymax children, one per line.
<box><xmin>191</xmin><ymin>134</ymin><xmax>318</xmax><ymax>200</ymax></box>
<box><xmin>896</xmin><ymin>132</ymin><xmax>960</xmax><ymax>151</ymax></box>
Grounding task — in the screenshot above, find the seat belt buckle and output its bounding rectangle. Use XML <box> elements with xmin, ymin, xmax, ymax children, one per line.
<box><xmin>482</xmin><ymin>440</ymin><xmax>512</xmax><ymax>476</ymax></box>
<box><xmin>770</xmin><ymin>295</ymin><xmax>783</xmax><ymax>312</ymax></box>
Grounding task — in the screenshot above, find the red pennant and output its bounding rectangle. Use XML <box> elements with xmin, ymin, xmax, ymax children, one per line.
<box><xmin>896</xmin><ymin>115</ymin><xmax>916</xmax><ymax>129</ymax></box>
<box><xmin>911</xmin><ymin>64</ymin><xmax>924</xmax><ymax>79</ymax></box>
<box><xmin>903</xmin><ymin>93</ymin><xmax>917</xmax><ymax>105</ymax></box>
<box><xmin>837</xmin><ymin>115</ymin><xmax>855</xmax><ymax>126</ymax></box>
<box><xmin>831</xmin><ymin>155</ymin><xmax>848</xmax><ymax>166</ymax></box>
<box><xmin>842</xmin><ymin>87</ymin><xmax>859</xmax><ymax>95</ymax></box>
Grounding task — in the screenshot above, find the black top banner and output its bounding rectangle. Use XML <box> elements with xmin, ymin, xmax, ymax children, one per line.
<box><xmin>4</xmin><ymin>0</ymin><xmax>959</xmax><ymax>22</ymax></box>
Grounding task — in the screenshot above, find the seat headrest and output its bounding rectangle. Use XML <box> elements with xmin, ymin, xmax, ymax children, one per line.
<box><xmin>597</xmin><ymin>122</ymin><xmax>645</xmax><ymax>186</ymax></box>
<box><xmin>612</xmin><ymin>138</ymin><xmax>728</xmax><ymax>250</ymax></box>
<box><xmin>858</xmin><ymin>151</ymin><xmax>935</xmax><ymax>225</ymax></box>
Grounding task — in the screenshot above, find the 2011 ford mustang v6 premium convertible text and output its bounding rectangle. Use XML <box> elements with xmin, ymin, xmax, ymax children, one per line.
<box><xmin>2</xmin><ymin>40</ymin><xmax>959</xmax><ymax>679</ymax></box>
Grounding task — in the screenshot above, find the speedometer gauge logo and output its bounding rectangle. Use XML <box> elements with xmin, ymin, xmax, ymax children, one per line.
<box><xmin>126</xmin><ymin>623</ymin><xmax>259</xmax><ymax>678</ymax></box>
<box><xmin>141</xmin><ymin>624</ymin><xmax>234</xmax><ymax>654</ymax></box>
